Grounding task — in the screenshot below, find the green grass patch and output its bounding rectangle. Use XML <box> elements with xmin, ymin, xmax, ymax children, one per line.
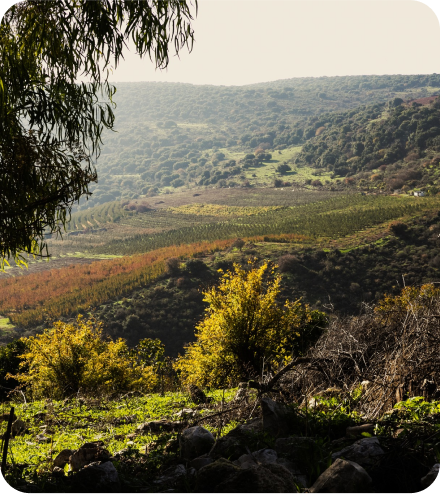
<box><xmin>0</xmin><ymin>389</ymin><xmax>238</xmax><ymax>483</ymax></box>
<box><xmin>0</xmin><ymin>317</ymin><xmax>15</xmax><ymax>332</ymax></box>
<box><xmin>270</xmin><ymin>146</ymin><xmax>303</xmax><ymax>163</ymax></box>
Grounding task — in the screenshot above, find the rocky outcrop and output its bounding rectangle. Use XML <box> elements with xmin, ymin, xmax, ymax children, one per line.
<box><xmin>261</xmin><ymin>397</ymin><xmax>293</xmax><ymax>437</ymax></box>
<box><xmin>215</xmin><ymin>463</ymin><xmax>298</xmax><ymax>494</ymax></box>
<box><xmin>196</xmin><ymin>458</ymin><xmax>241</xmax><ymax>492</ymax></box>
<box><xmin>70</xmin><ymin>461</ymin><xmax>119</xmax><ymax>492</ymax></box>
<box><xmin>421</xmin><ymin>463</ymin><xmax>440</xmax><ymax>489</ymax></box>
<box><xmin>69</xmin><ymin>441</ymin><xmax>112</xmax><ymax>471</ymax></box>
<box><xmin>332</xmin><ymin>437</ymin><xmax>384</xmax><ymax>466</ymax></box>
<box><xmin>310</xmin><ymin>458</ymin><xmax>372</xmax><ymax>493</ymax></box>
<box><xmin>180</xmin><ymin>425</ymin><xmax>215</xmax><ymax>460</ymax></box>
<box><xmin>11</xmin><ymin>419</ymin><xmax>27</xmax><ymax>437</ymax></box>
<box><xmin>189</xmin><ymin>384</ymin><xmax>212</xmax><ymax>404</ymax></box>
<box><xmin>53</xmin><ymin>449</ymin><xmax>74</xmax><ymax>469</ymax></box>
<box><xmin>136</xmin><ymin>419</ymin><xmax>183</xmax><ymax>433</ymax></box>
<box><xmin>210</xmin><ymin>418</ymin><xmax>262</xmax><ymax>460</ymax></box>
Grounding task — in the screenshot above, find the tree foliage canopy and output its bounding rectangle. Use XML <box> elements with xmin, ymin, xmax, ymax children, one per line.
<box><xmin>8</xmin><ymin>316</ymin><xmax>158</xmax><ymax>399</ymax></box>
<box><xmin>175</xmin><ymin>261</ymin><xmax>326</xmax><ymax>387</ymax></box>
<box><xmin>0</xmin><ymin>0</ymin><xmax>197</xmax><ymax>266</ymax></box>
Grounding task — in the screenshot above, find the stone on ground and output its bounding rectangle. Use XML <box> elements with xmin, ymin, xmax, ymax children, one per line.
<box><xmin>196</xmin><ymin>458</ymin><xmax>240</xmax><ymax>493</ymax></box>
<box><xmin>421</xmin><ymin>463</ymin><xmax>440</xmax><ymax>489</ymax></box>
<box><xmin>71</xmin><ymin>461</ymin><xmax>119</xmax><ymax>491</ymax></box>
<box><xmin>332</xmin><ymin>437</ymin><xmax>384</xmax><ymax>466</ymax></box>
<box><xmin>261</xmin><ymin>398</ymin><xmax>293</xmax><ymax>437</ymax></box>
<box><xmin>180</xmin><ymin>425</ymin><xmax>215</xmax><ymax>460</ymax></box>
<box><xmin>310</xmin><ymin>458</ymin><xmax>372</xmax><ymax>493</ymax></box>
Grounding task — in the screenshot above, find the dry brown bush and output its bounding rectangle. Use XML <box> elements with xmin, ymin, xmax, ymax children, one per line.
<box><xmin>282</xmin><ymin>285</ymin><xmax>440</xmax><ymax>417</ymax></box>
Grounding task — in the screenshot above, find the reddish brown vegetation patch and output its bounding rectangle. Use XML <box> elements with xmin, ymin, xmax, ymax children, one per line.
<box><xmin>405</xmin><ymin>96</ymin><xmax>438</xmax><ymax>106</ymax></box>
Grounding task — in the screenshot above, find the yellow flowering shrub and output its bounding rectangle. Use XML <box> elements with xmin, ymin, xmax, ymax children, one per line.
<box><xmin>375</xmin><ymin>283</ymin><xmax>440</xmax><ymax>316</ymax></box>
<box><xmin>175</xmin><ymin>261</ymin><xmax>326</xmax><ymax>388</ymax></box>
<box><xmin>8</xmin><ymin>317</ymin><xmax>157</xmax><ymax>399</ymax></box>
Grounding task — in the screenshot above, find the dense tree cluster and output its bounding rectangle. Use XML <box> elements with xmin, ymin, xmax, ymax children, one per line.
<box><xmin>294</xmin><ymin>97</ymin><xmax>440</xmax><ymax>191</ymax></box>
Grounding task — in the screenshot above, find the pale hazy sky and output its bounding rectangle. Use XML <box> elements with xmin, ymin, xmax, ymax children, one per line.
<box><xmin>0</xmin><ymin>0</ymin><xmax>440</xmax><ymax>86</ymax></box>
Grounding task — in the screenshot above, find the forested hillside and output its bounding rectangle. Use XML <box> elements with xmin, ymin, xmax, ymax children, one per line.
<box><xmin>79</xmin><ymin>74</ymin><xmax>440</xmax><ymax>209</ymax></box>
<box><xmin>294</xmin><ymin>95</ymin><xmax>440</xmax><ymax>191</ymax></box>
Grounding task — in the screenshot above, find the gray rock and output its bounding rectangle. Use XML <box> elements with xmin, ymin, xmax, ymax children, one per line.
<box><xmin>261</xmin><ymin>398</ymin><xmax>293</xmax><ymax>437</ymax></box>
<box><xmin>310</xmin><ymin>458</ymin><xmax>372</xmax><ymax>493</ymax></box>
<box><xmin>332</xmin><ymin>437</ymin><xmax>384</xmax><ymax>466</ymax></box>
<box><xmin>252</xmin><ymin>448</ymin><xmax>278</xmax><ymax>464</ymax></box>
<box><xmin>214</xmin><ymin>463</ymin><xmax>297</xmax><ymax>493</ymax></box>
<box><xmin>137</xmin><ymin>419</ymin><xmax>182</xmax><ymax>433</ymax></box>
<box><xmin>71</xmin><ymin>461</ymin><xmax>119</xmax><ymax>489</ymax></box>
<box><xmin>276</xmin><ymin>458</ymin><xmax>308</xmax><ymax>488</ymax></box>
<box><xmin>236</xmin><ymin>453</ymin><xmax>257</xmax><ymax>469</ymax></box>
<box><xmin>69</xmin><ymin>442</ymin><xmax>112</xmax><ymax>471</ymax></box>
<box><xmin>53</xmin><ymin>449</ymin><xmax>74</xmax><ymax>468</ymax></box>
<box><xmin>153</xmin><ymin>464</ymin><xmax>186</xmax><ymax>489</ymax></box>
<box><xmin>237</xmin><ymin>448</ymin><xmax>278</xmax><ymax>468</ymax></box>
<box><xmin>190</xmin><ymin>455</ymin><xmax>214</xmax><ymax>470</ymax></box>
<box><xmin>180</xmin><ymin>426</ymin><xmax>215</xmax><ymax>460</ymax></box>
<box><xmin>35</xmin><ymin>434</ymin><xmax>51</xmax><ymax>443</ymax></box>
<box><xmin>189</xmin><ymin>384</ymin><xmax>211</xmax><ymax>404</ymax></box>
<box><xmin>52</xmin><ymin>466</ymin><xmax>65</xmax><ymax>478</ymax></box>
<box><xmin>421</xmin><ymin>463</ymin><xmax>440</xmax><ymax>489</ymax></box>
<box><xmin>210</xmin><ymin>419</ymin><xmax>262</xmax><ymax>460</ymax></box>
<box><xmin>196</xmin><ymin>458</ymin><xmax>240</xmax><ymax>492</ymax></box>
<box><xmin>174</xmin><ymin>408</ymin><xmax>198</xmax><ymax>419</ymax></box>
<box><xmin>12</xmin><ymin>419</ymin><xmax>27</xmax><ymax>437</ymax></box>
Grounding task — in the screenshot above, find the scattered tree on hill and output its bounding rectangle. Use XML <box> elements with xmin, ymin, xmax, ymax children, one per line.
<box><xmin>231</xmin><ymin>238</ymin><xmax>246</xmax><ymax>251</ymax></box>
<box><xmin>277</xmin><ymin>163</ymin><xmax>292</xmax><ymax>175</ymax></box>
<box><xmin>175</xmin><ymin>261</ymin><xmax>326</xmax><ymax>387</ymax></box>
<box><xmin>165</xmin><ymin>257</ymin><xmax>181</xmax><ymax>276</ymax></box>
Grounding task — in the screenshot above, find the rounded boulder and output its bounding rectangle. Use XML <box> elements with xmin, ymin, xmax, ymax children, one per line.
<box><xmin>180</xmin><ymin>426</ymin><xmax>215</xmax><ymax>460</ymax></box>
